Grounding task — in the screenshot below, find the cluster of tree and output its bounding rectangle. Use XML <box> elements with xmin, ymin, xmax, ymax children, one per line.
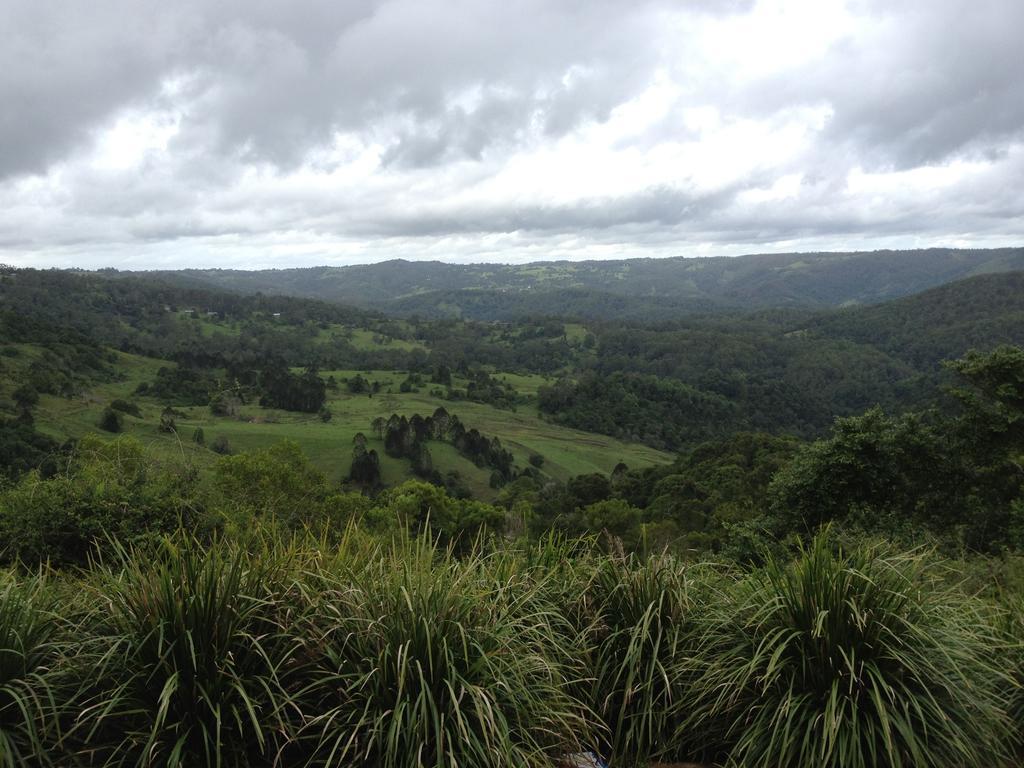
<box><xmin>135</xmin><ymin>366</ymin><xmax>216</xmax><ymax>405</ymax></box>
<box><xmin>0</xmin><ymin>313</ymin><xmax>115</xmax><ymax>401</ymax></box>
<box><xmin>519</xmin><ymin>345</ymin><xmax>1024</xmax><ymax>558</ymax></box>
<box><xmin>348</xmin><ymin>432</ymin><xmax>383</xmax><ymax>488</ymax></box>
<box><xmin>346</xmin><ymin>374</ymin><xmax>380</xmax><ymax>394</ymax></box>
<box><xmin>367</xmin><ymin>407</ymin><xmax>516</xmax><ymax>487</ymax></box>
<box><xmin>0</xmin><ymin>437</ymin><xmax>504</xmax><ymax>565</ymax></box>
<box><xmin>258</xmin><ymin>364</ymin><xmax>326</xmax><ymax>413</ymax></box>
<box><xmin>0</xmin><ymin>417</ymin><xmax>63</xmax><ymax>479</ymax></box>
<box><xmin>764</xmin><ymin>345</ymin><xmax>1024</xmax><ymax>553</ymax></box>
<box><xmin>2</xmin><ymin>345</ymin><xmax>1021</xmax><ymax>570</ymax></box>
<box><xmin>455</xmin><ymin>369</ymin><xmax>518</xmax><ymax>409</ymax></box>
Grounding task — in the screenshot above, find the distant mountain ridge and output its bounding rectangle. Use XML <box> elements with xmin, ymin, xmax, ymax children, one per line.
<box><xmin>126</xmin><ymin>247</ymin><xmax>1024</xmax><ymax>320</ymax></box>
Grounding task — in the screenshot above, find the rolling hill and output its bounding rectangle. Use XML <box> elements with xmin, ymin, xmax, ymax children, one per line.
<box><xmin>133</xmin><ymin>246</ymin><xmax>1024</xmax><ymax>320</ymax></box>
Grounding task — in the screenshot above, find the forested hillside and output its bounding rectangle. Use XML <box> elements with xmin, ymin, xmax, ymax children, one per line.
<box><xmin>136</xmin><ymin>246</ymin><xmax>1024</xmax><ymax>319</ymax></box>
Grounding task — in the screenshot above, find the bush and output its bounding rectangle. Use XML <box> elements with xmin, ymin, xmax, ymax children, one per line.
<box><xmin>0</xmin><ymin>436</ymin><xmax>203</xmax><ymax>566</ymax></box>
<box><xmin>687</xmin><ymin>535</ymin><xmax>1015</xmax><ymax>767</ymax></box>
<box><xmin>211</xmin><ymin>440</ymin><xmax>332</xmax><ymax>531</ymax></box>
<box><xmin>77</xmin><ymin>540</ymin><xmax>295</xmax><ymax>766</ymax></box>
<box><xmin>292</xmin><ymin>539</ymin><xmax>591</xmax><ymax>767</ymax></box>
<box><xmin>97</xmin><ymin>407</ymin><xmax>123</xmax><ymax>433</ymax></box>
<box><xmin>210</xmin><ymin>435</ymin><xmax>231</xmax><ymax>455</ymax></box>
<box><xmin>0</xmin><ymin>574</ymin><xmax>66</xmax><ymax>768</ymax></box>
<box><xmin>583</xmin><ymin>554</ymin><xmax>718</xmax><ymax>765</ymax></box>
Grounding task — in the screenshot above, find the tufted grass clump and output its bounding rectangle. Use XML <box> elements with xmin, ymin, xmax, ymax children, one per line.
<box><xmin>0</xmin><ymin>573</ymin><xmax>67</xmax><ymax>768</ymax></box>
<box><xmin>292</xmin><ymin>536</ymin><xmax>592</xmax><ymax>768</ymax></box>
<box><xmin>688</xmin><ymin>534</ymin><xmax>1015</xmax><ymax>768</ymax></box>
<box><xmin>580</xmin><ymin>553</ymin><xmax>724</xmax><ymax>767</ymax></box>
<box><xmin>73</xmin><ymin>539</ymin><xmax>299</xmax><ymax>767</ymax></box>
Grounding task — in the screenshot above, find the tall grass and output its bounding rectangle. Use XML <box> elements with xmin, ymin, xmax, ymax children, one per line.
<box><xmin>0</xmin><ymin>532</ymin><xmax>1020</xmax><ymax>767</ymax></box>
<box><xmin>0</xmin><ymin>573</ymin><xmax>64</xmax><ymax>768</ymax></box>
<box><xmin>73</xmin><ymin>539</ymin><xmax>298</xmax><ymax>767</ymax></box>
<box><xmin>582</xmin><ymin>554</ymin><xmax>718</xmax><ymax>766</ymax></box>
<box><xmin>292</xmin><ymin>537</ymin><xmax>592</xmax><ymax>767</ymax></box>
<box><xmin>688</xmin><ymin>536</ymin><xmax>1015</xmax><ymax>767</ymax></box>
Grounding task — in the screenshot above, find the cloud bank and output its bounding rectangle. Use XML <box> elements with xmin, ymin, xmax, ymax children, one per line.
<box><xmin>2</xmin><ymin>0</ymin><xmax>1022</xmax><ymax>268</ymax></box>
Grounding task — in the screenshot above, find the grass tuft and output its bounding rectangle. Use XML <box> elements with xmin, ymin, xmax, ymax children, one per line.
<box><xmin>688</xmin><ymin>534</ymin><xmax>1015</xmax><ymax>768</ymax></box>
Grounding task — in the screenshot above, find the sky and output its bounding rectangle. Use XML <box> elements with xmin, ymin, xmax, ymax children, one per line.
<box><xmin>2</xmin><ymin>0</ymin><xmax>1023</xmax><ymax>270</ymax></box>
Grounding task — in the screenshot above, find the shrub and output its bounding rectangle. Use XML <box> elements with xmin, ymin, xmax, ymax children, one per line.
<box><xmin>293</xmin><ymin>539</ymin><xmax>591</xmax><ymax>767</ymax></box>
<box><xmin>77</xmin><ymin>540</ymin><xmax>296</xmax><ymax>767</ymax></box>
<box><xmin>97</xmin><ymin>407</ymin><xmax>123</xmax><ymax>433</ymax></box>
<box><xmin>0</xmin><ymin>436</ymin><xmax>203</xmax><ymax>566</ymax></box>
<box><xmin>210</xmin><ymin>435</ymin><xmax>231</xmax><ymax>455</ymax></box>
<box><xmin>0</xmin><ymin>574</ymin><xmax>65</xmax><ymax>768</ymax></box>
<box><xmin>688</xmin><ymin>535</ymin><xmax>1014</xmax><ymax>768</ymax></box>
<box><xmin>583</xmin><ymin>555</ymin><xmax>718</xmax><ymax>766</ymax></box>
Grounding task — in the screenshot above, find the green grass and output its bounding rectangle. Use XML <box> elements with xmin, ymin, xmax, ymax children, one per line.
<box><xmin>563</xmin><ymin>323</ymin><xmax>589</xmax><ymax>344</ymax></box>
<box><xmin>21</xmin><ymin>355</ymin><xmax>670</xmax><ymax>495</ymax></box>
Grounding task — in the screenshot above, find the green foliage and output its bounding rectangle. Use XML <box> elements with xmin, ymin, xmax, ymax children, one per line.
<box><xmin>688</xmin><ymin>536</ymin><xmax>1014</xmax><ymax>767</ymax></box>
<box><xmin>259</xmin><ymin>365</ymin><xmax>326</xmax><ymax>413</ymax></box>
<box><xmin>348</xmin><ymin>434</ymin><xmax>382</xmax><ymax>488</ymax></box>
<box><xmin>769</xmin><ymin>346</ymin><xmax>1024</xmax><ymax>551</ymax></box>
<box><xmin>210</xmin><ymin>434</ymin><xmax>231</xmax><ymax>454</ymax></box>
<box><xmin>539</xmin><ymin>372</ymin><xmax>739</xmax><ymax>450</ymax></box>
<box><xmin>139</xmin><ymin>366</ymin><xmax>215</xmax><ymax>406</ymax></box>
<box><xmin>293</xmin><ymin>538</ymin><xmax>590</xmax><ymax>767</ymax></box>
<box><xmin>0</xmin><ymin>532</ymin><xmax>1017</xmax><ymax>766</ymax></box>
<box><xmin>0</xmin><ymin>574</ymin><xmax>65</xmax><ymax>768</ymax></box>
<box><xmin>97</xmin><ymin>407</ymin><xmax>123</xmax><ymax>433</ymax></box>
<box><xmin>158</xmin><ymin>406</ymin><xmax>177</xmax><ymax>434</ymax></box>
<box><xmin>769</xmin><ymin>408</ymin><xmax>951</xmax><ymax>536</ymax></box>
<box><xmin>11</xmin><ymin>384</ymin><xmax>38</xmax><ymax>410</ymax></box>
<box><xmin>0</xmin><ymin>436</ymin><xmax>203</xmax><ymax>566</ymax></box>
<box><xmin>0</xmin><ymin>418</ymin><xmax>59</xmax><ymax>480</ymax></box>
<box><xmin>77</xmin><ymin>539</ymin><xmax>295</xmax><ymax>767</ymax></box>
<box><xmin>211</xmin><ymin>440</ymin><xmax>340</xmax><ymax>532</ymax></box>
<box><xmin>583</xmin><ymin>555</ymin><xmax>717</xmax><ymax>765</ymax></box>
<box><xmin>378</xmin><ymin>480</ymin><xmax>505</xmax><ymax>550</ymax></box>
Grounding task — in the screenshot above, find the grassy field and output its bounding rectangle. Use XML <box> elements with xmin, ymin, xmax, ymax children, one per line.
<box><xmin>23</xmin><ymin>354</ymin><xmax>671</xmax><ymax>496</ymax></box>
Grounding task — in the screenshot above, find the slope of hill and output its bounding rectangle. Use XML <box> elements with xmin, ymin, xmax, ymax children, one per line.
<box><xmin>806</xmin><ymin>271</ymin><xmax>1024</xmax><ymax>368</ymax></box>
<box><xmin>138</xmin><ymin>247</ymin><xmax>1024</xmax><ymax>319</ymax></box>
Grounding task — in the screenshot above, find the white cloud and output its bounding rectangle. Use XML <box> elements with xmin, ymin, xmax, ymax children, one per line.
<box><xmin>0</xmin><ymin>0</ymin><xmax>1021</xmax><ymax>269</ymax></box>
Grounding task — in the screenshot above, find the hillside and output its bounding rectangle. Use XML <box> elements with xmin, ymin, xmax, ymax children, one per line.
<box><xmin>4</xmin><ymin>267</ymin><xmax>1024</xmax><ymax>465</ymax></box>
<box><xmin>18</xmin><ymin>352</ymin><xmax>670</xmax><ymax>497</ymax></box>
<box><xmin>137</xmin><ymin>247</ymin><xmax>1024</xmax><ymax>320</ymax></box>
<box><xmin>805</xmin><ymin>271</ymin><xmax>1024</xmax><ymax>368</ymax></box>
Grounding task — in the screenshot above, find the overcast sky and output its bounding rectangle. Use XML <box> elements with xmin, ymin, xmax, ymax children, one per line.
<box><xmin>2</xmin><ymin>0</ymin><xmax>1022</xmax><ymax>270</ymax></box>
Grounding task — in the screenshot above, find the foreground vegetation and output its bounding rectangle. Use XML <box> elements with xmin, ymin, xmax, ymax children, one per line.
<box><xmin>1</xmin><ymin>263</ymin><xmax>1023</xmax><ymax>765</ymax></box>
<box><xmin>0</xmin><ymin>530</ymin><xmax>1021</xmax><ymax>768</ymax></box>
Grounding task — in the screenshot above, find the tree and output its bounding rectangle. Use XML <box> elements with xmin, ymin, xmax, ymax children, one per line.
<box><xmin>12</xmin><ymin>384</ymin><xmax>39</xmax><ymax>410</ymax></box>
<box><xmin>98</xmin><ymin>407</ymin><xmax>123</xmax><ymax>433</ymax></box>
<box><xmin>212</xmin><ymin>440</ymin><xmax>329</xmax><ymax>531</ymax></box>
<box><xmin>158</xmin><ymin>407</ymin><xmax>177</xmax><ymax>434</ymax></box>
